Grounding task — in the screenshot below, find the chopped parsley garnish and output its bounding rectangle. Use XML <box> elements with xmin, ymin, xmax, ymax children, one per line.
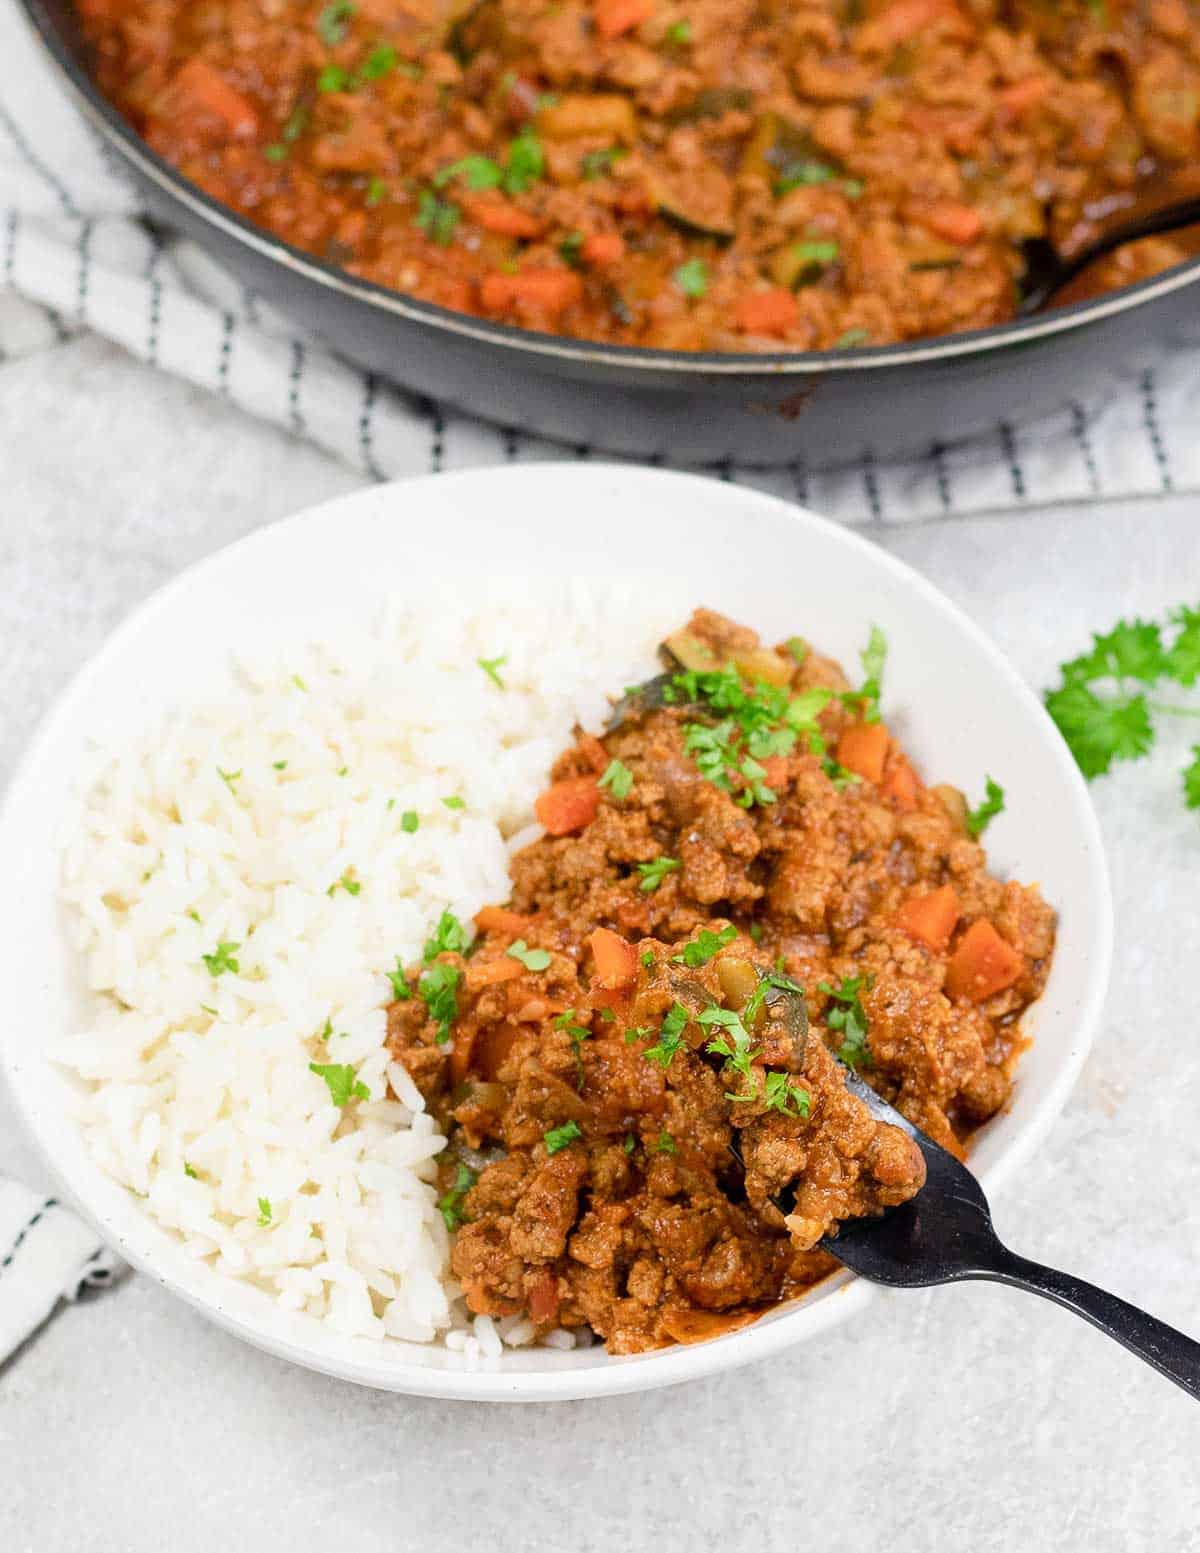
<box><xmin>183</xmin><ymin>1162</ymin><xmax>199</xmax><ymax>1180</ymax></box>
<box><xmin>642</xmin><ymin>1002</ymin><xmax>689</xmax><ymax>1069</ymax></box>
<box><xmin>673</xmin><ymin>923</ymin><xmax>737</xmax><ymax>967</ymax></box>
<box><xmin>700</xmin><ymin>1004</ymin><xmax>757</xmax><ymax>1094</ymax></box>
<box><xmin>651</xmin><ymin>1130</ymin><xmax>677</xmax><ymax>1154</ymax></box>
<box><xmin>820</xmin><ymin>975</ymin><xmax>873</xmax><ymax>1069</ymax></box>
<box><xmin>309</xmin><ymin>1062</ymin><xmax>370</xmax><ymax>1107</ymax></box>
<box><xmin>558</xmin><ymin>231</ymin><xmax>585</xmax><ymax>267</ymax></box>
<box><xmin>328</xmin><ymin>871</ymin><xmax>361</xmax><ymax>897</ymax></box>
<box><xmin>202</xmin><ymin>941</ymin><xmax>240</xmax><ymax>978</ymax></box>
<box><xmin>200</xmin><ymin>1004</ymin><xmax>218</xmax><ymax>1017</ymax></box>
<box><xmin>623</xmin><ymin>1025</ymin><xmax>652</xmax><ymax>1044</ymax></box>
<box><xmin>292</xmin><ymin>673</ymin><xmax>308</xmax><ymax>691</ymax></box>
<box><xmin>317</xmin><ymin>0</ymin><xmax>355</xmax><ymax>45</ymax></box>
<box><xmin>966</xmin><ymin>776</ymin><xmax>1006</xmax><ymax>838</ymax></box>
<box><xmin>598</xmin><ymin>758</ymin><xmax>634</xmax><ymax>801</ymax></box>
<box><xmin>264</xmin><ymin>144</ymin><xmax>289</xmax><ymax>163</ymax></box>
<box><xmin>387</xmin><ymin>957</ymin><xmax>411</xmax><ymax>1001</ymax></box>
<box><xmin>623</xmin><ymin>1133</ymin><xmax>636</xmax><ymax>1155</ymax></box>
<box><xmin>442</xmin><ymin>795</ymin><xmax>467</xmax><ymax>810</ymax></box>
<box><xmin>665</xmin><ymin>18</ymin><xmax>692</xmax><ymax>44</ymax></box>
<box><xmin>580</xmin><ymin>145</ymin><xmax>626</xmax><ymax>180</ymax></box>
<box><xmin>358</xmin><ymin>42</ymin><xmax>398</xmax><ymax>80</ymax></box>
<box><xmin>257</xmin><ymin>1197</ymin><xmax>273</xmax><ymax>1227</ymax></box>
<box><xmin>423</xmin><ymin>908</ymin><xmax>470</xmax><ymax>962</ymax></box>
<box><xmin>216</xmin><ymin>766</ymin><xmax>242</xmax><ymax>793</ymax></box>
<box><xmin>418</xmin><ymin>963</ymin><xmax>461</xmax><ymax>1043</ymax></box>
<box><xmin>365</xmin><ymin>176</ymin><xmax>389</xmax><ymax>207</ymax></box>
<box><xmin>477</xmin><ymin>653</ymin><xmax>508</xmax><ymax>688</ymax></box>
<box><xmin>637</xmin><ymin>855</ymin><xmax>680</xmax><ymax>892</ymax></box>
<box><xmin>281</xmin><ymin>104</ymin><xmax>309</xmax><ymax>143</ymax></box>
<box><xmin>508</xmin><ymin>939</ymin><xmax>551</xmax><ymax>971</ymax></box>
<box><xmin>791</xmin><ymin>238</ymin><xmax>841</xmax><ymax>273</ymax></box>
<box><xmin>762</xmin><ymin>1070</ymin><xmax>811</xmax><ymax>1118</ymax></box>
<box><xmin>835</xmin><ymin>327</ymin><xmax>871</xmax><ymax>349</ymax></box>
<box><xmin>742</xmin><ymin>969</ymin><xmax>805</xmax><ymax>1028</ymax></box>
<box><xmin>544</xmin><ymin>1119</ymin><xmax>583</xmax><ymax>1154</ymax></box>
<box><xmin>273</xmin><ymin>760</ymin><xmax>288</xmax><ymax>771</ymax></box>
<box><xmin>415</xmin><ymin>189</ymin><xmax>461</xmax><ymax>245</ymax></box>
<box><xmin>775</xmin><ymin>157</ymin><xmax>837</xmax><ymax>193</ymax></box>
<box><xmin>435</xmin><ymin>154</ymin><xmax>503</xmax><ymax>191</ymax></box>
<box><xmin>839</xmin><ymin>625</ymin><xmax>887</xmax><ymax>724</ymax></box>
<box><xmin>554</xmin><ymin>1009</ymin><xmax>591</xmax><ymax>1041</ymax></box>
<box><xmin>674</xmin><ymin>258</ymin><xmax>709</xmax><ymax>298</ymax></box>
<box><xmin>437</xmin><ymin>1162</ymin><xmax>477</xmax><ymax>1230</ymax></box>
<box><xmin>785</xmin><ymin>636</ymin><xmax>807</xmax><ymax>664</ymax></box>
<box><xmin>1044</xmin><ymin>608</ymin><xmax>1200</xmax><ymax>811</ymax></box>
<box><xmin>317</xmin><ymin>63</ymin><xmax>349</xmax><ymax>92</ymax></box>
<box><xmin>502</xmin><ymin>126</ymin><xmax>544</xmax><ymax>194</ymax></box>
<box><xmin>640</xmin><ymin>950</ymin><xmax>655</xmax><ymax>969</ymax></box>
<box><xmin>400</xmin><ymin>809</ymin><xmax>419</xmax><ymax>833</ymax></box>
<box><xmin>187</xmin><ymin>909</ymin><xmax>202</xmax><ymax>924</ymax></box>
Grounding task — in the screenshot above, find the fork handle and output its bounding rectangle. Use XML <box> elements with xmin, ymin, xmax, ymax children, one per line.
<box><xmin>986</xmin><ymin>1250</ymin><xmax>1200</xmax><ymax>1402</ymax></box>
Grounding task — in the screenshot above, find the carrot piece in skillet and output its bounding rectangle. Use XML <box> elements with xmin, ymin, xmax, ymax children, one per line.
<box><xmin>171</xmin><ymin>58</ymin><xmax>258</xmax><ymax>140</ymax></box>
<box><xmin>479</xmin><ymin>270</ymin><xmax>584</xmax><ymax>318</ymax></box>
<box><xmin>581</xmin><ymin>232</ymin><xmax>626</xmax><ymax>265</ymax></box>
<box><xmin>588</xmin><ymin>927</ymin><xmax>638</xmax><ymax>989</ymax></box>
<box><xmin>919</xmin><ymin>202</ymin><xmax>985</xmax><ymax>245</ymax></box>
<box><xmin>462</xmin><ymin>195</ymin><xmax>544</xmax><ymax>239</ymax></box>
<box><xmin>594</xmin><ymin>0</ymin><xmax>654</xmax><ymax>39</ymax></box>
<box><xmin>734</xmin><ymin>288</ymin><xmax>800</xmax><ymax>336</ymax></box>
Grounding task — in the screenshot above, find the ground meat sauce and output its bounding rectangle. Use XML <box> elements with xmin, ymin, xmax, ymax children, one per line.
<box><xmin>79</xmin><ymin>0</ymin><xmax>1200</xmax><ymax>352</ymax></box>
<box><xmin>387</xmin><ymin>610</ymin><xmax>1056</xmax><ymax>1352</ymax></box>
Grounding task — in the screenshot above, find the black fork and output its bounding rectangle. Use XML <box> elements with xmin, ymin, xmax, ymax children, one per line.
<box><xmin>761</xmin><ymin>1070</ymin><xmax>1200</xmax><ymax>1401</ymax></box>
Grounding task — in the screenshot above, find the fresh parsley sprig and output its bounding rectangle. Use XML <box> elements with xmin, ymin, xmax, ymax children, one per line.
<box><xmin>819</xmin><ymin>975</ymin><xmax>873</xmax><ymax>1069</ymax></box>
<box><xmin>1044</xmin><ymin>607</ymin><xmax>1200</xmax><ymax>809</ymax></box>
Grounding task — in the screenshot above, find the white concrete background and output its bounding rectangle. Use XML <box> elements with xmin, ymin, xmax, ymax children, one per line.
<box><xmin>2</xmin><ymin>335</ymin><xmax>1199</xmax><ymax>1552</ymax></box>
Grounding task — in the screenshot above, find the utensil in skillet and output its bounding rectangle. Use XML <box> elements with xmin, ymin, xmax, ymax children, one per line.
<box><xmin>830</xmin><ymin>1071</ymin><xmax>1200</xmax><ymax>1399</ymax></box>
<box><xmin>1019</xmin><ymin>194</ymin><xmax>1200</xmax><ymax>315</ymax></box>
<box><xmin>737</xmin><ymin>1069</ymin><xmax>1200</xmax><ymax>1401</ymax></box>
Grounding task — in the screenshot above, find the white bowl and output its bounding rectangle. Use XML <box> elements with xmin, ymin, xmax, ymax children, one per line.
<box><xmin>0</xmin><ymin>465</ymin><xmax>1112</xmax><ymax>1402</ymax></box>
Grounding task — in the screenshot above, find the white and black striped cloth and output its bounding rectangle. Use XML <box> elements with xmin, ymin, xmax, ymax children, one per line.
<box><xmin>4</xmin><ymin>3</ymin><xmax>1200</xmax><ymax>522</ymax></box>
<box><xmin>0</xmin><ymin>1181</ymin><xmax>125</xmax><ymax>1364</ymax></box>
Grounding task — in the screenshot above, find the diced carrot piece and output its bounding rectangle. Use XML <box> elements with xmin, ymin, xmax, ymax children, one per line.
<box><xmin>998</xmin><ymin>77</ymin><xmax>1049</xmax><ymax>118</ymax></box>
<box><xmin>919</xmin><ymin>202</ymin><xmax>984</xmax><ymax>245</ymax></box>
<box><xmin>836</xmin><ymin>721</ymin><xmax>889</xmax><ymax>785</ymax></box>
<box><xmin>465</xmin><ymin>956</ymin><xmax>525</xmax><ymax>991</ymax></box>
<box><xmin>734</xmin><ymin>287</ymin><xmax>800</xmax><ymax>337</ymax></box>
<box><xmin>527</xmin><ymin>1269</ymin><xmax>560</xmax><ymax>1324</ymax></box>
<box><xmin>896</xmin><ymin>885</ymin><xmax>961</xmax><ymax>953</ymax></box>
<box><xmin>594</xmin><ymin>0</ymin><xmax>653</xmax><ymax>39</ymax></box>
<box><xmin>581</xmin><ymin>232</ymin><xmax>626</xmax><ymax>265</ymax></box>
<box><xmin>881</xmin><ymin>755</ymin><xmax>921</xmax><ymax>811</ymax></box>
<box><xmin>535</xmin><ymin>776</ymin><xmax>600</xmax><ymax>834</ymax></box>
<box><xmin>945</xmin><ymin>919</ymin><xmax>1023</xmax><ymax>1002</ymax></box>
<box><xmin>479</xmin><ymin>269</ymin><xmax>584</xmax><ymax>318</ymax></box>
<box><xmin>462</xmin><ymin>195</ymin><xmax>543</xmax><ymax>239</ymax></box>
<box><xmin>589</xmin><ymin>927</ymin><xmax>638</xmax><ymax>989</ymax></box>
<box><xmin>172</xmin><ymin>58</ymin><xmax>258</xmax><ymax>140</ymax></box>
<box><xmin>474</xmin><ymin>904</ymin><xmax>533</xmax><ymax>936</ymax></box>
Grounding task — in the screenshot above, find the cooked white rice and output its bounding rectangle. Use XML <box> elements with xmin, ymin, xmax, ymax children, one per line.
<box><xmin>56</xmin><ymin>581</ymin><xmax>683</xmax><ymax>1356</ymax></box>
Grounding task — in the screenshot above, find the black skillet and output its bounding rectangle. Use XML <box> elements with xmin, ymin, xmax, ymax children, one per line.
<box><xmin>17</xmin><ymin>0</ymin><xmax>1200</xmax><ymax>467</ymax></box>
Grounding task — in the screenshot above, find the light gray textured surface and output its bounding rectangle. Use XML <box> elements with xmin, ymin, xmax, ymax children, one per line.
<box><xmin>2</xmin><ymin>335</ymin><xmax>1199</xmax><ymax>1552</ymax></box>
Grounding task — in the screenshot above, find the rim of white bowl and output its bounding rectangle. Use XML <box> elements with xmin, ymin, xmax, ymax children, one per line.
<box><xmin>0</xmin><ymin>465</ymin><xmax>1114</xmax><ymax>1402</ymax></box>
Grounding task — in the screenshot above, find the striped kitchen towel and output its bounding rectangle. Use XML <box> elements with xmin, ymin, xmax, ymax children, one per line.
<box><xmin>0</xmin><ymin>1179</ymin><xmax>125</xmax><ymax>1364</ymax></box>
<box><xmin>4</xmin><ymin>3</ymin><xmax>1200</xmax><ymax>522</ymax></box>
